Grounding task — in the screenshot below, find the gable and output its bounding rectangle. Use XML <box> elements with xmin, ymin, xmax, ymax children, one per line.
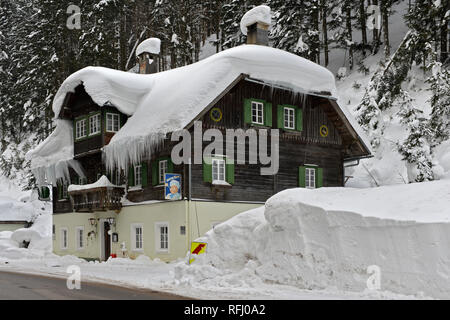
<box><xmin>194</xmin><ymin>77</ymin><xmax>370</xmax><ymax>159</ymax></box>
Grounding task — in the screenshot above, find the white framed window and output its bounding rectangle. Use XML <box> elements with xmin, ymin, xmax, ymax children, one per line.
<box><xmin>75</xmin><ymin>118</ymin><xmax>87</xmax><ymax>140</ymax></box>
<box><xmin>134</xmin><ymin>164</ymin><xmax>142</xmax><ymax>187</ymax></box>
<box><xmin>212</xmin><ymin>158</ymin><xmax>226</xmax><ymax>182</ymax></box>
<box><xmin>76</xmin><ymin>226</ymin><xmax>84</xmax><ymax>250</ymax></box>
<box><xmin>106</xmin><ymin>113</ymin><xmax>120</xmax><ymax>132</ymax></box>
<box><xmin>159</xmin><ymin>160</ymin><xmax>168</xmax><ymax>184</ymax></box>
<box><xmin>305</xmin><ymin>168</ymin><xmax>316</xmax><ymax>189</ymax></box>
<box><xmin>89</xmin><ymin>113</ymin><xmax>101</xmax><ymax>135</ymax></box>
<box><xmin>251</xmin><ymin>101</ymin><xmax>264</xmax><ymax>125</ymax></box>
<box><xmin>284</xmin><ymin>107</ymin><xmax>295</xmax><ymax>129</ymax></box>
<box><xmin>60</xmin><ymin>228</ymin><xmax>68</xmax><ymax>250</ymax></box>
<box><xmin>155</xmin><ymin>222</ymin><xmax>169</xmax><ymax>252</ymax></box>
<box><xmin>131</xmin><ymin>224</ymin><xmax>143</xmax><ymax>251</ymax></box>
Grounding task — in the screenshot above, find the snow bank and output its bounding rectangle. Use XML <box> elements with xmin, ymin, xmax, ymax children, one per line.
<box><xmin>175</xmin><ymin>182</ymin><xmax>450</xmax><ymax>299</ymax></box>
<box><xmin>0</xmin><ymin>196</ymin><xmax>35</xmax><ymax>222</ymax></box>
<box><xmin>136</xmin><ymin>38</ymin><xmax>161</xmax><ymax>56</ymax></box>
<box><xmin>240</xmin><ymin>5</ymin><xmax>271</xmax><ymax>35</ymax></box>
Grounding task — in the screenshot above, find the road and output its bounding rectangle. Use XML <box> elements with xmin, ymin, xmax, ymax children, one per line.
<box><xmin>0</xmin><ymin>270</ymin><xmax>187</xmax><ymax>300</ymax></box>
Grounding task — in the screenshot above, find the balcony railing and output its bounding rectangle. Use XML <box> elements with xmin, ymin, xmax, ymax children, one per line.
<box><xmin>69</xmin><ymin>186</ymin><xmax>125</xmax><ymax>212</ymax></box>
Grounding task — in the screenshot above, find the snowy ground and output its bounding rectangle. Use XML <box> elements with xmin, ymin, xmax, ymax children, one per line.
<box><xmin>1</xmin><ymin>179</ymin><xmax>449</xmax><ymax>300</ymax></box>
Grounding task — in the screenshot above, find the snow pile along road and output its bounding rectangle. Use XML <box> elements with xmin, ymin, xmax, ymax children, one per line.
<box><xmin>0</xmin><ymin>181</ymin><xmax>52</xmax><ymax>260</ymax></box>
<box><xmin>174</xmin><ymin>180</ymin><xmax>450</xmax><ymax>299</ymax></box>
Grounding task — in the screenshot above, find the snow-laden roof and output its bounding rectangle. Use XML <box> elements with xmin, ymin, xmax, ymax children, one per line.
<box><xmin>240</xmin><ymin>5</ymin><xmax>271</xmax><ymax>35</ymax></box>
<box><xmin>26</xmin><ymin>120</ymin><xmax>85</xmax><ymax>185</ymax></box>
<box><xmin>136</xmin><ymin>38</ymin><xmax>161</xmax><ymax>56</ymax></box>
<box><xmin>68</xmin><ymin>175</ymin><xmax>122</xmax><ymax>192</ymax></box>
<box><xmin>49</xmin><ymin>44</ymin><xmax>337</xmax><ymax>170</ymax></box>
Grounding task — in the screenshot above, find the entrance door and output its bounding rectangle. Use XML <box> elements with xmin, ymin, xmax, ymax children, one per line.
<box><xmin>104</xmin><ymin>222</ymin><xmax>111</xmax><ymax>260</ymax></box>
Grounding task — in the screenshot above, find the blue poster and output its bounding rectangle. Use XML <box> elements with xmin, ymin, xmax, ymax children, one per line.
<box><xmin>165</xmin><ymin>173</ymin><xmax>181</xmax><ymax>200</ymax></box>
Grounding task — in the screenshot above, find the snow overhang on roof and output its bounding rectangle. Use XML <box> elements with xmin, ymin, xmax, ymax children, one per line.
<box><xmin>41</xmin><ymin>44</ymin><xmax>348</xmax><ymax>171</ymax></box>
<box><xmin>26</xmin><ymin>120</ymin><xmax>85</xmax><ymax>186</ymax></box>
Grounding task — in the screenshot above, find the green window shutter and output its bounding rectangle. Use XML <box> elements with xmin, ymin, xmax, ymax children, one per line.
<box><xmin>128</xmin><ymin>165</ymin><xmax>135</xmax><ymax>187</ymax></box>
<box><xmin>141</xmin><ymin>162</ymin><xmax>148</xmax><ymax>187</ymax></box>
<box><xmin>316</xmin><ymin>167</ymin><xmax>323</xmax><ymax>188</ymax></box>
<box><xmin>298</xmin><ymin>166</ymin><xmax>306</xmax><ymax>188</ymax></box>
<box><xmin>167</xmin><ymin>158</ymin><xmax>174</xmax><ymax>173</ymax></box>
<box><xmin>296</xmin><ymin>108</ymin><xmax>303</xmax><ymax>132</ymax></box>
<box><xmin>151</xmin><ymin>161</ymin><xmax>158</xmax><ymax>186</ymax></box>
<box><xmin>42</xmin><ymin>187</ymin><xmax>50</xmax><ymax>199</ymax></box>
<box><xmin>203</xmin><ymin>157</ymin><xmax>212</xmax><ymax>183</ymax></box>
<box><xmin>226</xmin><ymin>158</ymin><xmax>235</xmax><ymax>184</ymax></box>
<box><xmin>243</xmin><ymin>99</ymin><xmax>252</xmax><ymax>124</ymax></box>
<box><xmin>277</xmin><ymin>105</ymin><xmax>285</xmax><ymax>129</ymax></box>
<box><xmin>264</xmin><ymin>102</ymin><xmax>272</xmax><ymax>127</ymax></box>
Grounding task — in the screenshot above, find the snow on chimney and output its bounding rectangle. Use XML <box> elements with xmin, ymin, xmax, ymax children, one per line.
<box><xmin>240</xmin><ymin>5</ymin><xmax>271</xmax><ymax>46</ymax></box>
<box><xmin>136</xmin><ymin>38</ymin><xmax>161</xmax><ymax>74</ymax></box>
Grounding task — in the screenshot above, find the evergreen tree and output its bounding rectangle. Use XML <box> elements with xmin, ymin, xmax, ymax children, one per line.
<box><xmin>396</xmin><ymin>90</ymin><xmax>434</xmax><ymax>183</ymax></box>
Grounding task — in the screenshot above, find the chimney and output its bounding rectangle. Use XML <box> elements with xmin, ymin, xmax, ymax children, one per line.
<box><xmin>135</xmin><ymin>38</ymin><xmax>161</xmax><ymax>74</ymax></box>
<box><xmin>240</xmin><ymin>5</ymin><xmax>271</xmax><ymax>46</ymax></box>
<box><xmin>246</xmin><ymin>22</ymin><xmax>270</xmax><ymax>46</ymax></box>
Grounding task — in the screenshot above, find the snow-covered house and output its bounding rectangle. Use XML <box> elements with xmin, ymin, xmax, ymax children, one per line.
<box><xmin>27</xmin><ymin>6</ymin><xmax>370</xmax><ymax>261</ymax></box>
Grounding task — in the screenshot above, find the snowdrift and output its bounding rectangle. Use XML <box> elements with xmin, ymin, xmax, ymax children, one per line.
<box><xmin>176</xmin><ymin>181</ymin><xmax>450</xmax><ymax>299</ymax></box>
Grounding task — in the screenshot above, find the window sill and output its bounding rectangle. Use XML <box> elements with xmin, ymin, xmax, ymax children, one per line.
<box><xmin>156</xmin><ymin>249</ymin><xmax>169</xmax><ymax>254</ymax></box>
<box><xmin>128</xmin><ymin>186</ymin><xmax>143</xmax><ymax>192</ymax></box>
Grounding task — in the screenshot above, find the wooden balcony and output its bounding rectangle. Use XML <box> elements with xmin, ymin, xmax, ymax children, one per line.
<box><xmin>69</xmin><ymin>186</ymin><xmax>125</xmax><ymax>212</ymax></box>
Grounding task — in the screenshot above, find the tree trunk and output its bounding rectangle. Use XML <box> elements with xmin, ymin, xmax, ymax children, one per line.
<box><xmin>360</xmin><ymin>0</ymin><xmax>368</xmax><ymax>57</ymax></box>
<box><xmin>441</xmin><ymin>11</ymin><xmax>448</xmax><ymax>62</ymax></box>
<box><xmin>346</xmin><ymin>3</ymin><xmax>354</xmax><ymax>70</ymax></box>
<box><xmin>382</xmin><ymin>0</ymin><xmax>390</xmax><ymax>57</ymax></box>
<box><xmin>321</xmin><ymin>0</ymin><xmax>329</xmax><ymax>66</ymax></box>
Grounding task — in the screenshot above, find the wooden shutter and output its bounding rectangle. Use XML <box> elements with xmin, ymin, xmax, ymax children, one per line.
<box><xmin>243</xmin><ymin>99</ymin><xmax>252</xmax><ymax>124</ymax></box>
<box><xmin>203</xmin><ymin>157</ymin><xmax>212</xmax><ymax>183</ymax></box>
<box><xmin>316</xmin><ymin>167</ymin><xmax>323</xmax><ymax>188</ymax></box>
<box><xmin>298</xmin><ymin>166</ymin><xmax>306</xmax><ymax>188</ymax></box>
<box><xmin>167</xmin><ymin>158</ymin><xmax>174</xmax><ymax>173</ymax></box>
<box><xmin>296</xmin><ymin>108</ymin><xmax>303</xmax><ymax>132</ymax></box>
<box><xmin>226</xmin><ymin>158</ymin><xmax>235</xmax><ymax>184</ymax></box>
<box><xmin>277</xmin><ymin>105</ymin><xmax>285</xmax><ymax>129</ymax></box>
<box><xmin>128</xmin><ymin>166</ymin><xmax>135</xmax><ymax>187</ymax></box>
<box><xmin>141</xmin><ymin>162</ymin><xmax>148</xmax><ymax>187</ymax></box>
<box><xmin>152</xmin><ymin>161</ymin><xmax>158</xmax><ymax>186</ymax></box>
<box><xmin>264</xmin><ymin>102</ymin><xmax>272</xmax><ymax>127</ymax></box>
<box><xmin>42</xmin><ymin>187</ymin><xmax>50</xmax><ymax>199</ymax></box>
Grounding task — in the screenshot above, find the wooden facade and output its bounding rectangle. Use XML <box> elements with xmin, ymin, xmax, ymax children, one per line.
<box><xmin>53</xmin><ymin>77</ymin><xmax>370</xmax><ymax>213</ymax></box>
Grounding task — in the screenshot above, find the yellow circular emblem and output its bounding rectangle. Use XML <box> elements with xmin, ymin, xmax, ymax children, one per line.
<box><xmin>210</xmin><ymin>107</ymin><xmax>223</xmax><ymax>122</ymax></box>
<box><xmin>320</xmin><ymin>125</ymin><xmax>329</xmax><ymax>137</ymax></box>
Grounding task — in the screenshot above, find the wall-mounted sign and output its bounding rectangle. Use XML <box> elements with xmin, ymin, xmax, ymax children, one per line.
<box><xmin>112</xmin><ymin>233</ymin><xmax>119</xmax><ymax>243</ymax></box>
<box><xmin>210</xmin><ymin>107</ymin><xmax>223</xmax><ymax>122</ymax></box>
<box><xmin>320</xmin><ymin>125</ymin><xmax>329</xmax><ymax>137</ymax></box>
<box><xmin>165</xmin><ymin>173</ymin><xmax>182</xmax><ymax>200</ymax></box>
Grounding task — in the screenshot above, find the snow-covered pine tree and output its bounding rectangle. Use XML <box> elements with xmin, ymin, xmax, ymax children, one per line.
<box><xmin>396</xmin><ymin>90</ymin><xmax>434</xmax><ymax>183</ymax></box>
<box><xmin>427</xmin><ymin>60</ymin><xmax>450</xmax><ymax>147</ymax></box>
